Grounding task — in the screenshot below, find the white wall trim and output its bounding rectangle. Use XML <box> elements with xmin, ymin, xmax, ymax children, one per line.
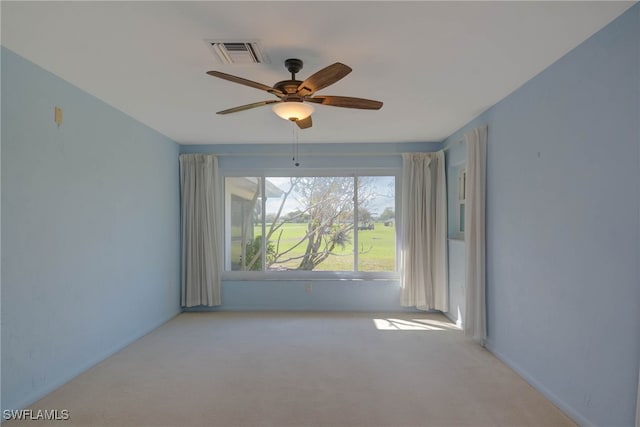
<box><xmin>7</xmin><ymin>311</ymin><xmax>180</xmax><ymax>412</ymax></box>
<box><xmin>484</xmin><ymin>340</ymin><xmax>595</xmax><ymax>427</ymax></box>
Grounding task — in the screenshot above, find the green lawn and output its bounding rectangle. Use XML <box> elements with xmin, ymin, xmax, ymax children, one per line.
<box><xmin>258</xmin><ymin>222</ymin><xmax>396</xmax><ymax>271</ymax></box>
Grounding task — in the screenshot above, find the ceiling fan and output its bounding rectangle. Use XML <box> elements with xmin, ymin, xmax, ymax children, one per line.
<box><xmin>206</xmin><ymin>58</ymin><xmax>383</xmax><ymax>129</ymax></box>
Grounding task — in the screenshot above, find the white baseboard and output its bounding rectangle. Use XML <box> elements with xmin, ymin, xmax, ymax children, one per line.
<box><xmin>442</xmin><ymin>310</ymin><xmax>463</xmax><ymax>328</ymax></box>
<box><xmin>484</xmin><ymin>340</ymin><xmax>595</xmax><ymax>427</ymax></box>
<box><xmin>6</xmin><ymin>309</ymin><xmax>180</xmax><ymax>414</ymax></box>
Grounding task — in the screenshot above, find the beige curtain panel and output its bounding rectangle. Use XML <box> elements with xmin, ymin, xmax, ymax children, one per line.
<box><xmin>464</xmin><ymin>126</ymin><xmax>488</xmax><ymax>344</ymax></box>
<box><xmin>179</xmin><ymin>154</ymin><xmax>222</xmax><ymax>307</ymax></box>
<box><xmin>400</xmin><ymin>151</ymin><xmax>448</xmax><ymax>311</ymax></box>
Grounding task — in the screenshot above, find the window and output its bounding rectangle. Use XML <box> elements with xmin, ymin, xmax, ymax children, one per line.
<box><xmin>457</xmin><ymin>167</ymin><xmax>466</xmax><ymax>237</ymax></box>
<box><xmin>224</xmin><ymin>174</ymin><xmax>397</xmax><ymax>275</ymax></box>
<box><xmin>225</xmin><ymin>177</ymin><xmax>263</xmax><ymax>271</ymax></box>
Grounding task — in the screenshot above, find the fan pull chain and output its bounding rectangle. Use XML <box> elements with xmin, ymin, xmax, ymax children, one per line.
<box><xmin>292</xmin><ymin>123</ymin><xmax>300</xmax><ymax>167</ymax></box>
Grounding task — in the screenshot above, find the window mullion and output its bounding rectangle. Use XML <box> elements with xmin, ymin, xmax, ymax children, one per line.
<box><xmin>354</xmin><ymin>175</ymin><xmax>359</xmax><ymax>272</ymax></box>
<box><xmin>261</xmin><ymin>177</ymin><xmax>267</xmax><ymax>271</ymax></box>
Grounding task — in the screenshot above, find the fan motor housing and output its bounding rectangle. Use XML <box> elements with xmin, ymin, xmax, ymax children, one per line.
<box><xmin>274</xmin><ymin>80</ymin><xmax>303</xmax><ymax>96</ymax></box>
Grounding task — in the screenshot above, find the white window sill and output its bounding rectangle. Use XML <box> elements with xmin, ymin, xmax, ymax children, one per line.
<box><xmin>222</xmin><ymin>271</ymin><xmax>400</xmax><ymax>281</ymax></box>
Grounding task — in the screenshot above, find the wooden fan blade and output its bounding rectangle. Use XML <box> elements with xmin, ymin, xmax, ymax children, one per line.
<box><xmin>296</xmin><ymin>63</ymin><xmax>352</xmax><ymax>96</ymax></box>
<box><xmin>207</xmin><ymin>71</ymin><xmax>284</xmax><ymax>97</ymax></box>
<box><xmin>217</xmin><ymin>100</ymin><xmax>281</xmax><ymax>115</ymax></box>
<box><xmin>306</xmin><ymin>96</ymin><xmax>383</xmax><ymax>110</ymax></box>
<box><xmin>296</xmin><ymin>116</ymin><xmax>312</xmax><ymax>129</ymax></box>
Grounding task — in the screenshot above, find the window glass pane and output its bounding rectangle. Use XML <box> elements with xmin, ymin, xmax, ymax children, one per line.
<box><xmin>226</xmin><ymin>177</ymin><xmax>263</xmax><ymax>271</ymax></box>
<box><xmin>265</xmin><ymin>177</ymin><xmax>354</xmax><ymax>271</ymax></box>
<box><xmin>357</xmin><ymin>176</ymin><xmax>396</xmax><ymax>272</ymax></box>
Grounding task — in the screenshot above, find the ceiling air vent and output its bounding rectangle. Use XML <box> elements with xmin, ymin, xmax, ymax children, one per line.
<box><xmin>206</xmin><ymin>40</ymin><xmax>269</xmax><ymax>64</ymax></box>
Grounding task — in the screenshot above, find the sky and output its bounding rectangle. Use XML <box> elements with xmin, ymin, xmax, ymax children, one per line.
<box><xmin>265</xmin><ymin>176</ymin><xmax>395</xmax><ymax>219</ymax></box>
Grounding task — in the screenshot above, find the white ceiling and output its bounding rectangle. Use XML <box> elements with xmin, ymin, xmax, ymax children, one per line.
<box><xmin>1</xmin><ymin>1</ymin><xmax>634</xmax><ymax>145</ymax></box>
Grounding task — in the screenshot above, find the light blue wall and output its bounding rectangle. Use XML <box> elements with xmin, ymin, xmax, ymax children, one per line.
<box><xmin>442</xmin><ymin>5</ymin><xmax>640</xmax><ymax>426</ymax></box>
<box><xmin>181</xmin><ymin>141</ymin><xmax>440</xmax><ymax>169</ymax></box>
<box><xmin>444</xmin><ymin>139</ymin><xmax>467</xmax><ymax>326</ymax></box>
<box><xmin>183</xmin><ymin>280</ymin><xmax>410</xmax><ymax>312</ymax></box>
<box><xmin>181</xmin><ymin>142</ymin><xmax>440</xmax><ymax>312</ymax></box>
<box><xmin>445</xmin><ymin>240</ymin><xmax>465</xmax><ymax>327</ymax></box>
<box><xmin>1</xmin><ymin>48</ymin><xmax>182</xmax><ymax>411</ymax></box>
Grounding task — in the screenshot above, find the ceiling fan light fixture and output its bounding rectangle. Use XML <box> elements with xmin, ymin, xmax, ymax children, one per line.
<box><xmin>272</xmin><ymin>102</ymin><xmax>314</xmax><ymax>121</ymax></box>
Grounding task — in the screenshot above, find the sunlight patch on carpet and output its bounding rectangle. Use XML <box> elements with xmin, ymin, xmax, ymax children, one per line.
<box><xmin>372</xmin><ymin>318</ymin><xmax>459</xmax><ymax>331</ymax></box>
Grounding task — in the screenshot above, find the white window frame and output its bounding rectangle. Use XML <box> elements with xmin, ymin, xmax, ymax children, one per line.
<box><xmin>222</xmin><ymin>168</ymin><xmax>401</xmax><ymax>281</ymax></box>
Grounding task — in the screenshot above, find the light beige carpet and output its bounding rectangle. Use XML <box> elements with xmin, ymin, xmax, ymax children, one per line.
<box><xmin>8</xmin><ymin>312</ymin><xmax>575</xmax><ymax>427</ymax></box>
